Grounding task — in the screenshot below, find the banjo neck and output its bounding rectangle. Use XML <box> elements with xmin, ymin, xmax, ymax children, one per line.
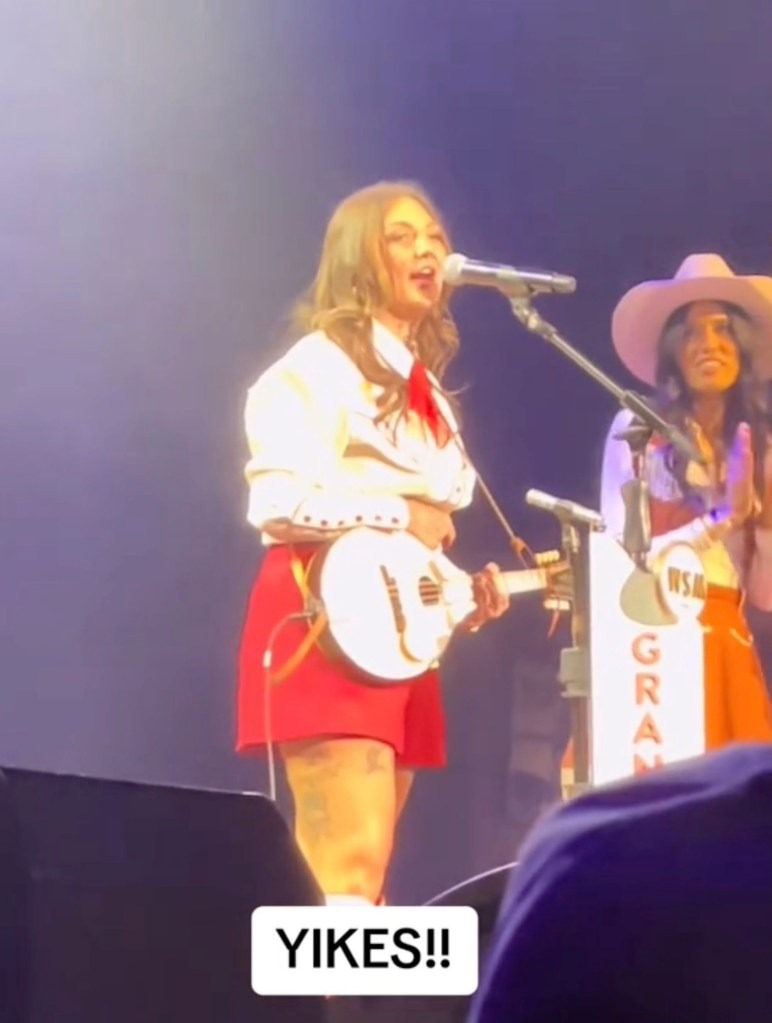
<box><xmin>498</xmin><ymin>566</ymin><xmax>557</xmax><ymax>596</ymax></box>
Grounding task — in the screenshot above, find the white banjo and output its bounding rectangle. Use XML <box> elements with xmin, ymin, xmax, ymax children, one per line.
<box><xmin>303</xmin><ymin>527</ymin><xmax>570</xmax><ymax>683</ymax></box>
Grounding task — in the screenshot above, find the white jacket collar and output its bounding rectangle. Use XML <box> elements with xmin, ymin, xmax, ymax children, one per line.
<box><xmin>372</xmin><ymin>318</ymin><xmax>415</xmax><ymax>379</ymax></box>
<box><xmin>371</xmin><ymin>318</ymin><xmax>459</xmax><ymax>434</ymax></box>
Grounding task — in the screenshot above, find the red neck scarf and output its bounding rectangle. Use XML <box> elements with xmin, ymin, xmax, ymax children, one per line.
<box><xmin>406</xmin><ymin>359</ymin><xmax>450</xmax><ymax>448</ymax></box>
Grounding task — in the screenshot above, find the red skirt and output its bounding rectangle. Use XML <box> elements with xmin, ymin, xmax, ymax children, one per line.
<box><xmin>236</xmin><ymin>543</ymin><xmax>447</xmax><ymax>769</ymax></box>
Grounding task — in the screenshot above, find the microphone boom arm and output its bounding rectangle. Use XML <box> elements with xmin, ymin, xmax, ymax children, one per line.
<box><xmin>507</xmin><ymin>297</ymin><xmax>699</xmax><ymax>467</ymax></box>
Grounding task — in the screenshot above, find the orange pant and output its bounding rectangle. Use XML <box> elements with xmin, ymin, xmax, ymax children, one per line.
<box><xmin>701</xmin><ymin>586</ymin><xmax>772</xmax><ymax>747</ymax></box>
<box><xmin>562</xmin><ymin>587</ymin><xmax>772</xmax><ymax>777</ymax></box>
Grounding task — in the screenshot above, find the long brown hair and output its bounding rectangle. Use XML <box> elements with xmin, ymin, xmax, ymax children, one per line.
<box><xmin>290</xmin><ymin>180</ymin><xmax>461</xmax><ymax>423</ymax></box>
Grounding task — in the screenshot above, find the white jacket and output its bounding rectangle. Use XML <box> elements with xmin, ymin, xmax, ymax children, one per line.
<box><xmin>243</xmin><ymin>320</ymin><xmax>476</xmax><ymax>544</ymax></box>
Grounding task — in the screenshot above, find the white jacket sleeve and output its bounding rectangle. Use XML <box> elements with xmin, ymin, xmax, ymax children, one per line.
<box><xmin>243</xmin><ymin>360</ymin><xmax>410</xmax><ymax>534</ymax></box>
<box><xmin>744</xmin><ymin>444</ymin><xmax>772</xmax><ymax>610</ymax></box>
<box><xmin>600</xmin><ymin>409</ymin><xmax>713</xmax><ymax>554</ymax></box>
<box><xmin>745</xmin><ymin>529</ymin><xmax>772</xmax><ymax>609</ymax></box>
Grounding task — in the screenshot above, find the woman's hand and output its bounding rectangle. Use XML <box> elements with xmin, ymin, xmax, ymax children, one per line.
<box><xmin>405</xmin><ymin>498</ymin><xmax>456</xmax><ymax>550</ymax></box>
<box><xmin>722</xmin><ymin>421</ymin><xmax>757</xmax><ymax>526</ymax></box>
<box><xmin>462</xmin><ymin>562</ymin><xmax>510</xmax><ymax>632</ymax></box>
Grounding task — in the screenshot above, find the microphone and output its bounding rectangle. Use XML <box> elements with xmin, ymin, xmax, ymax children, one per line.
<box><xmin>442</xmin><ymin>252</ymin><xmax>577</xmax><ymax>298</ymax></box>
<box><xmin>525</xmin><ymin>488</ymin><xmax>605</xmax><ymax>529</ymax></box>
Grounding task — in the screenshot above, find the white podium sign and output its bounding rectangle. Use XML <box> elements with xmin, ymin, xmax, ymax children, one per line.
<box><xmin>588</xmin><ymin>531</ymin><xmax>706</xmax><ymax>787</ymax></box>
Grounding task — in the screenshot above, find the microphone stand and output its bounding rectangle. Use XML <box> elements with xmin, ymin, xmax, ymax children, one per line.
<box><xmin>553</xmin><ymin>510</ymin><xmax>595</xmax><ymax>799</ymax></box>
<box><xmin>618</xmin><ymin>419</ymin><xmax>653</xmax><ymax>569</ymax></box>
<box><xmin>507</xmin><ymin>295</ymin><xmax>700</xmax><ymax>500</ymax></box>
<box><xmin>507</xmin><ymin>293</ymin><xmax>694</xmax><ymax>797</ymax></box>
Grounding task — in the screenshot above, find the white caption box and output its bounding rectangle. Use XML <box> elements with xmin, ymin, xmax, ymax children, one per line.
<box><xmin>252</xmin><ymin>905</ymin><xmax>479</xmax><ymax>997</ymax></box>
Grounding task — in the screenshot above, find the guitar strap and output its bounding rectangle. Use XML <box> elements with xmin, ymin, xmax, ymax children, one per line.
<box><xmin>443</xmin><ymin>427</ymin><xmax>564</xmax><ymax>628</ymax></box>
<box><xmin>447</xmin><ymin>430</ymin><xmax>533</xmax><ymax>568</ymax></box>
<box><xmin>267</xmin><ymin>551</ymin><xmax>329</xmax><ymax>686</ymax></box>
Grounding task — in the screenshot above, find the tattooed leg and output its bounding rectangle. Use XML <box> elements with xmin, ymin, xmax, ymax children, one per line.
<box><xmin>279</xmin><ymin>737</ymin><xmax>398</xmax><ymax>903</ymax></box>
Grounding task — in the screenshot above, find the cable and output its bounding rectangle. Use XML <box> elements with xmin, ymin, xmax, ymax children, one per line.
<box><xmin>445</xmin><ymin>424</ymin><xmax>533</xmax><ymax>568</ymax></box>
<box><xmin>261</xmin><ymin>611</ymin><xmax>316</xmax><ymax>802</ymax></box>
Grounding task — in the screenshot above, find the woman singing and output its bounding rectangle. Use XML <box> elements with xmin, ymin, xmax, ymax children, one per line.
<box><xmin>601</xmin><ymin>252</ymin><xmax>772</xmax><ymax>748</ymax></box>
<box><xmin>236</xmin><ymin>180</ymin><xmax>508</xmax><ymax>906</ymax></box>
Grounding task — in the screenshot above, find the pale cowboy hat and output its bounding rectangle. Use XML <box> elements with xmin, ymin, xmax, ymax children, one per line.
<box><xmin>611</xmin><ymin>253</ymin><xmax>772</xmax><ymax>385</ymax></box>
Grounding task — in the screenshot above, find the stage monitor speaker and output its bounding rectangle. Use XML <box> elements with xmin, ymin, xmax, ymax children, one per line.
<box><xmin>328</xmin><ymin>863</ymin><xmax>517</xmax><ymax>1023</ymax></box>
<box><xmin>0</xmin><ymin>766</ymin><xmax>326</xmax><ymax>1023</ymax></box>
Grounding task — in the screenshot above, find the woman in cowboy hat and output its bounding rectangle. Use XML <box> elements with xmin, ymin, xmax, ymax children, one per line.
<box><xmin>600</xmin><ymin>252</ymin><xmax>772</xmax><ymax>747</ymax></box>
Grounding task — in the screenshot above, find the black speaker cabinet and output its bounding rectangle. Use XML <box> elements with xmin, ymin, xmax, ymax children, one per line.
<box><xmin>0</xmin><ymin>767</ymin><xmax>326</xmax><ymax>1023</ymax></box>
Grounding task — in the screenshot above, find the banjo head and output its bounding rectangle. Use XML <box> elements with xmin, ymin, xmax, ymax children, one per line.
<box><xmin>314</xmin><ymin>528</ymin><xmax>454</xmax><ymax>684</ymax></box>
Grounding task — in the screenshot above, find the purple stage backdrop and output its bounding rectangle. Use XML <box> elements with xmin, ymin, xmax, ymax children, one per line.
<box><xmin>2</xmin><ymin>0</ymin><xmax>772</xmax><ymax>902</ymax></box>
